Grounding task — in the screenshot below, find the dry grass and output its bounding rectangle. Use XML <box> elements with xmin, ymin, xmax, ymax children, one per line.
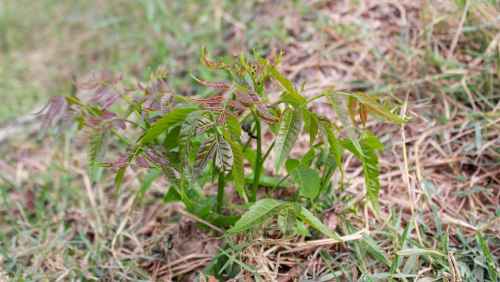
<box><xmin>1</xmin><ymin>0</ymin><xmax>499</xmax><ymax>281</ymax></box>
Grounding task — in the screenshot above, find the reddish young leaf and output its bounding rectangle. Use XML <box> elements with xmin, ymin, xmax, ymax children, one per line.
<box><xmin>218</xmin><ymin>112</ymin><xmax>227</xmax><ymax>127</ymax></box>
<box><xmin>227</xmin><ymin>99</ymin><xmax>248</xmax><ymax>110</ymax></box>
<box><xmin>142</xmin><ymin>96</ymin><xmax>161</xmax><ymax>111</ymax></box>
<box><xmin>118</xmin><ymin>119</ymin><xmax>126</xmax><ymax>130</ymax></box>
<box><xmin>143</xmin><ymin>147</ymin><xmax>170</xmax><ymax>166</ymax></box>
<box><xmin>91</xmin><ymin>87</ymin><xmax>109</xmax><ymax>102</ymax></box>
<box><xmin>360</xmin><ymin>104</ymin><xmax>368</xmax><ymax>127</ymax></box>
<box><xmin>256</xmin><ymin>111</ymin><xmax>278</xmax><ymax>125</ymax></box>
<box><xmin>137</xmin><ymin>81</ymin><xmax>145</xmax><ymax>91</ymax></box>
<box><xmin>235</xmin><ymin>91</ymin><xmax>254</xmax><ymax>104</ymax></box>
<box><xmin>189</xmin><ymin>96</ymin><xmax>224</xmax><ymax>104</ymax></box>
<box><xmin>102</xmin><ymin>94</ymin><xmax>119</xmax><ymax>109</ymax></box>
<box><xmin>39</xmin><ymin>96</ymin><xmax>66</xmax><ymax>139</ymax></box>
<box><xmin>135</xmin><ymin>155</ymin><xmax>151</xmax><ymax>168</ymax></box>
<box><xmin>347</xmin><ymin>96</ymin><xmax>358</xmax><ymax>127</ymax></box>
<box><xmin>190</xmin><ymin>72</ymin><xmax>230</xmax><ymax>89</ymax></box>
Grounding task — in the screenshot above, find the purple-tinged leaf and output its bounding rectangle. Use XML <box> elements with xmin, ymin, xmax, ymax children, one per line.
<box><xmin>256</xmin><ymin>111</ymin><xmax>278</xmax><ymax>125</ymax></box>
<box><xmin>130</xmin><ymin>164</ymin><xmax>137</xmax><ymax>171</ymax></box>
<box><xmin>195</xmin><ymin>116</ymin><xmax>213</xmax><ymax>135</ymax></box>
<box><xmin>102</xmin><ymin>94</ymin><xmax>119</xmax><ymax>109</ymax></box>
<box><xmin>218</xmin><ymin>112</ymin><xmax>227</xmax><ymax>127</ymax></box>
<box><xmin>112</xmin><ymin>74</ymin><xmax>124</xmax><ymax>84</ymax></box>
<box><xmin>227</xmin><ymin>99</ymin><xmax>248</xmax><ymax>110</ymax></box>
<box><xmin>143</xmin><ymin>147</ymin><xmax>170</xmax><ymax>166</ymax></box>
<box><xmin>161</xmin><ymin>92</ymin><xmax>176</xmax><ymax>114</ymax></box>
<box><xmin>91</xmin><ymin>87</ymin><xmax>109</xmax><ymax>102</ymax></box>
<box><xmin>189</xmin><ymin>96</ymin><xmax>224</xmax><ymax>104</ymax></box>
<box><xmin>235</xmin><ymin>91</ymin><xmax>254</xmax><ymax>104</ymax></box>
<box><xmin>142</xmin><ymin>96</ymin><xmax>161</xmax><ymax>111</ymax></box>
<box><xmin>192</xmin><ymin>136</ymin><xmax>217</xmax><ymax>185</ymax></box>
<box><xmin>146</xmin><ymin>116</ymin><xmax>161</xmax><ymax>124</ymax></box>
<box><xmin>216</xmin><ymin>136</ymin><xmax>233</xmax><ymax>171</ymax></box>
<box><xmin>118</xmin><ymin>119</ymin><xmax>126</xmax><ymax>130</ymax></box>
<box><xmin>137</xmin><ymin>81</ymin><xmax>145</xmax><ymax>91</ymax></box>
<box><xmin>190</xmin><ymin>71</ymin><xmax>230</xmax><ymax>89</ymax></box>
<box><xmin>136</xmin><ymin>155</ymin><xmax>151</xmax><ymax>168</ymax></box>
<box><xmin>39</xmin><ymin>96</ymin><xmax>66</xmax><ymax>140</ymax></box>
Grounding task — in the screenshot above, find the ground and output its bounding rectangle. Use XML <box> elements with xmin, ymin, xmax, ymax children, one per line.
<box><xmin>0</xmin><ymin>0</ymin><xmax>499</xmax><ymax>281</ymax></box>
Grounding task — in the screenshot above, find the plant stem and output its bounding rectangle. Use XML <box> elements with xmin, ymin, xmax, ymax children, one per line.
<box><xmin>300</xmin><ymin>93</ymin><xmax>325</xmax><ymax>108</ymax></box>
<box><xmin>250</xmin><ymin>115</ymin><xmax>262</xmax><ymax>202</ymax></box>
<box><xmin>217</xmin><ymin>171</ymin><xmax>225</xmax><ymax>214</ymax></box>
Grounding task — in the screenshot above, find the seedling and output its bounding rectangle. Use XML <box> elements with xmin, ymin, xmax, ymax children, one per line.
<box><xmin>38</xmin><ymin>48</ymin><xmax>406</xmax><ymax>239</ymax></box>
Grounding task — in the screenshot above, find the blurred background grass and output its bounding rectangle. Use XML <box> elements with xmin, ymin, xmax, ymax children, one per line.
<box><xmin>0</xmin><ymin>0</ymin><xmax>303</xmax><ymax>123</ymax></box>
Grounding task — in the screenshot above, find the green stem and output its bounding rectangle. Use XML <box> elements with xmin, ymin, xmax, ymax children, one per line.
<box><xmin>217</xmin><ymin>172</ymin><xmax>225</xmax><ymax>214</ymax></box>
<box><xmin>300</xmin><ymin>93</ymin><xmax>325</xmax><ymax>108</ymax></box>
<box><xmin>250</xmin><ymin>115</ymin><xmax>262</xmax><ymax>202</ymax></box>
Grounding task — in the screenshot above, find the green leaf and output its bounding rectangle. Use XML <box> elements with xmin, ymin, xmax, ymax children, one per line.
<box><xmin>163</xmin><ymin>186</ymin><xmax>181</xmax><ymax>203</ymax></box>
<box><xmin>228</xmin><ymin>199</ymin><xmax>281</xmax><ymax>232</ymax></box>
<box><xmin>277</xmin><ymin>92</ymin><xmax>302</xmax><ymax>108</ymax></box>
<box><xmin>348</xmin><ymin>92</ymin><xmax>407</xmax><ymax>123</ymax></box>
<box><xmin>225</xmin><ymin>115</ymin><xmax>241</xmax><ymax>140</ymax></box>
<box><xmin>124</xmin><ymin>96</ymin><xmax>148</xmax><ymax>118</ymax></box>
<box><xmin>162</xmin><ymin>165</ymin><xmax>182</xmax><ymax>195</ymax></box>
<box><xmin>216</xmin><ymin>136</ymin><xmax>234</xmax><ymax>172</ymax></box>
<box><xmin>192</xmin><ymin>136</ymin><xmax>218</xmax><ymax>186</ymax></box>
<box><xmin>277</xmin><ymin>208</ymin><xmax>297</xmax><ymax>237</ymax></box>
<box><xmin>295</xmin><ymin>221</ymin><xmax>312</xmax><ymax>237</ymax></box>
<box><xmin>300</xmin><ymin>148</ymin><xmax>315</xmax><ymax>169</ymax></box>
<box><xmin>162</xmin><ymin>125</ymin><xmax>181</xmax><ymax>151</ymax></box>
<box><xmin>318</xmin><ymin>119</ymin><xmax>343</xmax><ymax>175</ymax></box>
<box><xmin>340</xmin><ymin>141</ymin><xmax>381</xmax><ymax>214</ymax></box>
<box><xmin>274</xmin><ymin>107</ymin><xmax>303</xmax><ymax>172</ymax></box>
<box><xmin>222</xmin><ymin>131</ymin><xmax>246</xmax><ymax>198</ymax></box>
<box><xmin>285</xmin><ymin>159</ymin><xmax>300</xmax><ymax>173</ymax></box>
<box><xmin>141</xmin><ymin>107</ymin><xmax>198</xmax><ymax>144</ymax></box>
<box><xmin>245</xmin><ymin>174</ymin><xmax>293</xmax><ymax>188</ymax></box>
<box><xmin>326</xmin><ymin>91</ymin><xmax>363</xmax><ymax>157</ymax></box>
<box><xmin>360</xmin><ymin>130</ymin><xmax>383</xmax><ymax>151</ymax></box>
<box><xmin>179</xmin><ymin>110</ymin><xmax>203</xmax><ymax>171</ymax></box>
<box><xmin>301</xmin><ymin>108</ymin><xmax>318</xmax><ymax>146</ymax></box>
<box><xmin>87</xmin><ymin>131</ymin><xmax>109</xmax><ymax>181</ymax></box>
<box><xmin>292</xmin><ymin>203</ymin><xmax>342</xmax><ymax>241</ymax></box>
<box><xmin>254</xmin><ymin>51</ymin><xmax>306</xmax><ymax>106</ymax></box>
<box><xmin>290</xmin><ymin>168</ymin><xmax>320</xmax><ymax>199</ymax></box>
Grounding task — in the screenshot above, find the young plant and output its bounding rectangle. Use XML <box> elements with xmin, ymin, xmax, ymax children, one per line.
<box><xmin>38</xmin><ymin>48</ymin><xmax>406</xmax><ymax>239</ymax></box>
